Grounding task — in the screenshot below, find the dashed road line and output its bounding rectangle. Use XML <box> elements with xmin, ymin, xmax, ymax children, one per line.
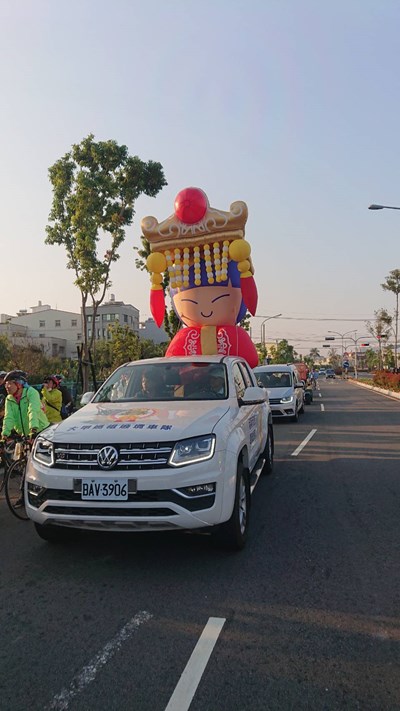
<box><xmin>165</xmin><ymin>617</ymin><xmax>226</xmax><ymax>711</ymax></box>
<box><xmin>291</xmin><ymin>428</ymin><xmax>317</xmax><ymax>456</ymax></box>
<box><xmin>47</xmin><ymin>611</ymin><xmax>152</xmax><ymax>710</ymax></box>
<box><xmin>321</xmin><ymin>403</ymin><xmax>325</xmax><ymax>411</ymax></box>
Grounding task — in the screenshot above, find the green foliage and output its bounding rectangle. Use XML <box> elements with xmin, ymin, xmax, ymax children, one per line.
<box><xmin>364</xmin><ymin>348</ymin><xmax>379</xmax><ymax>370</ymax></box>
<box><xmin>381</xmin><ymin>268</ymin><xmax>400</xmax><ymax>367</ymax></box>
<box><xmin>139</xmin><ymin>339</ymin><xmax>167</xmax><ymax>359</ymax></box>
<box><xmin>0</xmin><ymin>334</ymin><xmax>12</xmax><ymax>369</ymax></box>
<box><xmin>239</xmin><ymin>312</ymin><xmax>251</xmax><ymax>332</ymax></box>
<box><xmin>268</xmin><ymin>339</ymin><xmax>296</xmax><ymax>364</ymax></box>
<box><xmin>365</xmin><ymin>308</ymin><xmax>393</xmax><ymax>369</ymax></box>
<box><xmin>328</xmin><ymin>348</ymin><xmax>340</xmax><ymax>368</ymax></box>
<box><xmin>46</xmin><ymin>134</ymin><xmax>167</xmax><ymax>388</ymax></box>
<box><xmin>92</xmin><ymin>326</ymin><xmax>168</xmax><ymax>380</ymax></box>
<box><xmin>255</xmin><ymin>343</ymin><xmax>268</xmax><ymax>364</ymax></box>
<box><xmin>107</xmin><ymin>323</ymin><xmax>141</xmax><ymax>368</ymax></box>
<box><xmin>163</xmin><ymin>309</ymin><xmax>181</xmax><ymax>340</ymax></box>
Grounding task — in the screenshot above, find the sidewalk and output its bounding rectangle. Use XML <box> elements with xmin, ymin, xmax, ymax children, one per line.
<box><xmin>347</xmin><ymin>377</ymin><xmax>400</xmax><ymax>401</ymax></box>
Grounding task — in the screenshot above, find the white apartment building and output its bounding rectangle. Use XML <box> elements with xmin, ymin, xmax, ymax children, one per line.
<box><xmin>85</xmin><ymin>294</ymin><xmax>139</xmax><ymax>341</ymax></box>
<box><xmin>2</xmin><ymin>296</ymin><xmax>147</xmax><ymax>359</ymax></box>
<box><xmin>6</xmin><ymin>301</ymin><xmax>81</xmax><ymax>359</ymax></box>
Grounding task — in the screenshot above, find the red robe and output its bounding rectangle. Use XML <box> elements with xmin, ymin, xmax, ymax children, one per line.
<box><xmin>165</xmin><ymin>325</ymin><xmax>259</xmax><ymax>369</ymax></box>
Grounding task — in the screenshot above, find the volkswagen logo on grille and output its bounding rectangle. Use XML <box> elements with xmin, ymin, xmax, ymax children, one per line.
<box><xmin>97</xmin><ymin>445</ymin><xmax>119</xmax><ymax>470</ymax></box>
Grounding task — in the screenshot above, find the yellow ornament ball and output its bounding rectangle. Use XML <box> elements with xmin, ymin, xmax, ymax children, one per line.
<box><xmin>147</xmin><ymin>251</ymin><xmax>167</xmax><ymax>273</ymax></box>
<box><xmin>229</xmin><ymin>239</ymin><xmax>251</xmax><ymax>262</ymax></box>
<box><xmin>151</xmin><ymin>273</ymin><xmax>163</xmax><ymax>285</ymax></box>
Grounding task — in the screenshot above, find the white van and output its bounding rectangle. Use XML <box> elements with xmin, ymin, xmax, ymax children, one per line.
<box><xmin>253</xmin><ymin>364</ymin><xmax>305</xmax><ymax>422</ymax></box>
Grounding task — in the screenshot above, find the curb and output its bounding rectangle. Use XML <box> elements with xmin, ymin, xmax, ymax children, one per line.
<box><xmin>347</xmin><ymin>378</ymin><xmax>400</xmax><ymax>401</ymax></box>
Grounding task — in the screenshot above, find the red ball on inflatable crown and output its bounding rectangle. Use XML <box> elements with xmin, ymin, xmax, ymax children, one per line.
<box><xmin>174</xmin><ymin>187</ymin><xmax>208</xmax><ymax>224</ymax></box>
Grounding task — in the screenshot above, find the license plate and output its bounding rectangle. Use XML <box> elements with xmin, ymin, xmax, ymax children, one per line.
<box><xmin>81</xmin><ymin>478</ymin><xmax>129</xmax><ymax>500</ymax></box>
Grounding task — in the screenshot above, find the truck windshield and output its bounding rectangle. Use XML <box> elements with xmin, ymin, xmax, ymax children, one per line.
<box><xmin>93</xmin><ymin>362</ymin><xmax>228</xmax><ymax>402</ymax></box>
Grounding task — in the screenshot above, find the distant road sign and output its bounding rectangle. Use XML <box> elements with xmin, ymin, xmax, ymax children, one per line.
<box><xmin>343</xmin><ymin>360</ymin><xmax>350</xmax><ymax>368</ymax></box>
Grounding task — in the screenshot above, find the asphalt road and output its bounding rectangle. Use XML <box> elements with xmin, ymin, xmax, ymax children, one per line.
<box><xmin>1</xmin><ymin>379</ymin><xmax>399</xmax><ymax>711</ymax></box>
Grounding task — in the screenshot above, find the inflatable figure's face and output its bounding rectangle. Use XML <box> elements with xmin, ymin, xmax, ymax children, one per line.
<box><xmin>172</xmin><ymin>283</ymin><xmax>242</xmax><ymax>327</ymax></box>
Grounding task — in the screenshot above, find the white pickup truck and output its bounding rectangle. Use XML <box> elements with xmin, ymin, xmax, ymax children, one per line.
<box><xmin>26</xmin><ymin>356</ymin><xmax>274</xmax><ymax>549</ymax></box>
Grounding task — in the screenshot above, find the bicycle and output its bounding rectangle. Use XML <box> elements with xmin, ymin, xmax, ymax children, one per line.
<box><xmin>0</xmin><ymin>439</ymin><xmax>16</xmax><ymax>493</ymax></box>
<box><xmin>3</xmin><ymin>436</ymin><xmax>32</xmax><ymax>521</ymax></box>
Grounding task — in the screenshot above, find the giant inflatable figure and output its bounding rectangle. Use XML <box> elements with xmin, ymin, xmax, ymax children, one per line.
<box><xmin>141</xmin><ymin>187</ymin><xmax>259</xmax><ymax>368</ymax></box>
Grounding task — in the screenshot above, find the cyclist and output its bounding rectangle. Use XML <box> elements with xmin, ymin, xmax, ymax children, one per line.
<box><xmin>1</xmin><ymin>370</ymin><xmax>50</xmax><ymax>506</ymax></box>
<box><xmin>41</xmin><ymin>375</ymin><xmax>62</xmax><ymax>423</ymax></box>
<box><xmin>309</xmin><ymin>369</ymin><xmax>318</xmax><ymax>390</ymax></box>
<box><xmin>54</xmin><ymin>374</ymin><xmax>74</xmax><ymax>418</ymax></box>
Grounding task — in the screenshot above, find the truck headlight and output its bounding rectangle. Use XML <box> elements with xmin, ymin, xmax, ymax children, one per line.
<box><xmin>280</xmin><ymin>395</ymin><xmax>294</xmax><ymax>403</ymax></box>
<box><xmin>33</xmin><ymin>437</ymin><xmax>54</xmax><ymax>467</ymax></box>
<box><xmin>169</xmin><ymin>435</ymin><xmax>216</xmax><ymax>467</ymax></box>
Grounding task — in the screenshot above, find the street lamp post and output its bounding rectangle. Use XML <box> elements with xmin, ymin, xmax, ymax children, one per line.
<box><xmin>368</xmin><ymin>204</ymin><xmax>400</xmax><ymax>211</ymax></box>
<box><xmin>342</xmin><ymin>334</ymin><xmax>370</xmax><ymax>379</ymax></box>
<box><xmin>261</xmin><ymin>313</ymin><xmax>282</xmax><ymax>349</ymax></box>
<box><xmin>327</xmin><ymin>329</ymin><xmax>355</xmax><ymax>364</ymax></box>
<box><xmin>368</xmin><ymin>203</ymin><xmax>400</xmax><ymax>369</ymax></box>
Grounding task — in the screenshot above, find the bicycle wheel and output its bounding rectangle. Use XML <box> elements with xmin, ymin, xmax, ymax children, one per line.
<box><xmin>5</xmin><ymin>457</ymin><xmax>29</xmax><ymax>520</ymax></box>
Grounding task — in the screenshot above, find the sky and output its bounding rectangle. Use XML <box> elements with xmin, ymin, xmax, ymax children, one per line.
<box><xmin>1</xmin><ymin>0</ymin><xmax>400</xmax><ymax>356</ymax></box>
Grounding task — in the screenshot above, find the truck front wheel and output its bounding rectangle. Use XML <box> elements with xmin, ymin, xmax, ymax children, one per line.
<box><xmin>214</xmin><ymin>460</ymin><xmax>250</xmax><ymax>550</ymax></box>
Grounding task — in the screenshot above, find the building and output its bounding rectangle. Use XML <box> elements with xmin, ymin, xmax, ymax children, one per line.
<box><xmin>85</xmin><ymin>294</ymin><xmax>139</xmax><ymax>341</ymax></box>
<box><xmin>5</xmin><ymin>302</ymin><xmax>81</xmax><ymax>359</ymax></box>
<box><xmin>139</xmin><ymin>317</ymin><xmax>168</xmax><ymax>344</ymax></box>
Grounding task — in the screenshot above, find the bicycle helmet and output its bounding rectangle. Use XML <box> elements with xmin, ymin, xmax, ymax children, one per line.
<box><xmin>4</xmin><ymin>370</ymin><xmax>28</xmax><ymax>384</ymax></box>
<box><xmin>43</xmin><ymin>375</ymin><xmax>59</xmax><ymax>386</ymax></box>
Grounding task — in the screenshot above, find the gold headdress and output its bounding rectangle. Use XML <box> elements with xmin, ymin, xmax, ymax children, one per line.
<box><xmin>141</xmin><ymin>187</ymin><xmax>257</xmax><ymax>325</ymax></box>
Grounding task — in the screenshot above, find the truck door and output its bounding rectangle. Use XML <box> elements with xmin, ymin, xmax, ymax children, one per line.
<box><xmin>232</xmin><ymin>362</ymin><xmax>261</xmax><ymax>471</ymax></box>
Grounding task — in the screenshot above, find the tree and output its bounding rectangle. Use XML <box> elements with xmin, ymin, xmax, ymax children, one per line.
<box><xmin>381</xmin><ymin>269</ymin><xmax>400</xmax><ymax>369</ymax></box>
<box><xmin>268</xmin><ymin>339</ymin><xmax>295</xmax><ymax>364</ymax></box>
<box><xmin>139</xmin><ymin>339</ymin><xmax>167</xmax><ymax>359</ymax></box>
<box><xmin>309</xmin><ymin>347</ymin><xmax>321</xmax><ymax>361</ymax></box>
<box><xmin>255</xmin><ymin>343</ymin><xmax>268</xmax><ymax>364</ymax></box>
<box><xmin>106</xmin><ymin>324</ymin><xmax>141</xmax><ymax>369</ymax></box>
<box><xmin>328</xmin><ymin>348</ymin><xmax>340</xmax><ymax>369</ymax></box>
<box><xmin>365</xmin><ymin>348</ymin><xmax>379</xmax><ymax>371</ymax></box>
<box><xmin>365</xmin><ymin>308</ymin><xmax>392</xmax><ymax>370</ymax></box>
<box><xmin>0</xmin><ymin>334</ymin><xmax>12</xmax><ymax>369</ymax></box>
<box><xmin>46</xmin><ymin>134</ymin><xmax>167</xmax><ymax>389</ymax></box>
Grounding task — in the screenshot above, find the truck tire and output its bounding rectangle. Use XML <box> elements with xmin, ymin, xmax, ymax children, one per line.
<box><xmin>262</xmin><ymin>424</ymin><xmax>274</xmax><ymax>475</ymax></box>
<box><xmin>214</xmin><ymin>460</ymin><xmax>250</xmax><ymax>550</ymax></box>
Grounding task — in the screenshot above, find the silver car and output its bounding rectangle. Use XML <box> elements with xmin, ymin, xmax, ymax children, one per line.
<box><xmin>253</xmin><ymin>364</ymin><xmax>305</xmax><ymax>422</ymax></box>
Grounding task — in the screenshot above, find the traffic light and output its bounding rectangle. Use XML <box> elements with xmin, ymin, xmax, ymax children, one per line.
<box><xmin>324</xmin><ymin>337</ymin><xmax>335</xmax><ymax>340</ymax></box>
<box><xmin>322</xmin><ymin>344</ymin><xmax>331</xmax><ymax>348</ymax></box>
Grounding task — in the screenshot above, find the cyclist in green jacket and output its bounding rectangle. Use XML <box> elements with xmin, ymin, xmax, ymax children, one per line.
<box><xmin>1</xmin><ymin>370</ymin><xmax>49</xmax><ymax>440</ymax></box>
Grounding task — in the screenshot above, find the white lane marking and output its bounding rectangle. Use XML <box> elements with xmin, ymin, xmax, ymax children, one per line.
<box><xmin>319</xmin><ymin>392</ymin><xmax>322</xmax><ymax>398</ymax></box>
<box><xmin>291</xmin><ymin>428</ymin><xmax>317</xmax><ymax>457</ymax></box>
<box><xmin>165</xmin><ymin>617</ymin><xmax>226</xmax><ymax>711</ymax></box>
<box><xmin>47</xmin><ymin>611</ymin><xmax>152</xmax><ymax>710</ymax></box>
<box><xmin>321</xmin><ymin>404</ymin><xmax>325</xmax><ymax>412</ymax></box>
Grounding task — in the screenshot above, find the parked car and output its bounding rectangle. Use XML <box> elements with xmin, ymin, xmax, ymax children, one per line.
<box><xmin>325</xmin><ymin>368</ymin><xmax>336</xmax><ymax>379</ymax></box>
<box><xmin>253</xmin><ymin>364</ymin><xmax>305</xmax><ymax>422</ymax></box>
<box><xmin>26</xmin><ymin>356</ymin><xmax>274</xmax><ymax>550</ymax></box>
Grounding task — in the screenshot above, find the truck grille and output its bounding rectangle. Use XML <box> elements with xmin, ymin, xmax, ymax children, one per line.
<box><xmin>53</xmin><ymin>441</ymin><xmax>175</xmax><ymax>470</ymax></box>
